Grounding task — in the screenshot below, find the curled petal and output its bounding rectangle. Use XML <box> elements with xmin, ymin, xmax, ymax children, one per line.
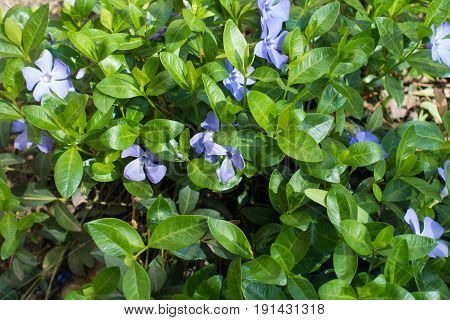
<box><xmin>123</xmin><ymin>158</ymin><xmax>146</xmax><ymax>181</ymax></box>
<box><xmin>205</xmin><ymin>141</ymin><xmax>228</xmax><ymax>156</ymax></box>
<box><xmin>22</xmin><ymin>67</ymin><xmax>43</xmax><ymax>91</ymax></box>
<box><xmin>219</xmin><ymin>157</ymin><xmax>235</xmax><ymax>183</ymax></box>
<box><xmin>190</xmin><ymin>132</ymin><xmax>206</xmax><ymax>154</ymax></box>
<box><xmin>144</xmin><ymin>161</ymin><xmax>167</xmax><ymax>184</ymax></box>
<box><xmin>421</xmin><ymin>217</ymin><xmax>444</xmax><ymax>240</ymax></box>
<box><xmin>35</xmin><ymin>49</ymin><xmax>53</xmax><ymax>73</ymax></box>
<box><xmin>404</xmin><ymin>208</ymin><xmax>420</xmax><ymax>235</ymax></box>
<box><xmin>267</xmin><ymin>47</ymin><xmax>288</xmax><ymax>69</ymax></box>
<box><xmin>121</xmin><ymin>144</ymin><xmax>144</xmax><ymax>159</ymax></box>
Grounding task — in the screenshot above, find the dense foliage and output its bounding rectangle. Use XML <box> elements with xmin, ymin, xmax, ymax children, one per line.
<box><xmin>0</xmin><ymin>0</ymin><xmax>449</xmax><ymax>300</ymax></box>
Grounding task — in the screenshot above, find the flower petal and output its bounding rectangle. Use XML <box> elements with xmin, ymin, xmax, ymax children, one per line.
<box><xmin>428</xmin><ymin>240</ymin><xmax>448</xmax><ymax>258</ymax></box>
<box><xmin>11</xmin><ymin>120</ymin><xmax>26</xmax><ymax>134</ymax></box>
<box><xmin>35</xmin><ymin>49</ymin><xmax>53</xmax><ymax>73</ymax></box>
<box><xmin>404</xmin><ymin>208</ymin><xmax>420</xmax><ymax>235</ymax></box>
<box><xmin>51</xmin><ymin>59</ymin><xmax>71</xmax><ymax>80</ymax></box>
<box><xmin>37</xmin><ymin>134</ymin><xmax>53</xmax><ymax>153</ymax></box>
<box><xmin>421</xmin><ymin>217</ymin><xmax>444</xmax><ymax>240</ymax></box>
<box><xmin>219</xmin><ymin>157</ymin><xmax>235</xmax><ymax>183</ymax></box>
<box><xmin>205</xmin><ymin>141</ymin><xmax>228</xmax><ymax>156</ymax></box>
<box><xmin>22</xmin><ymin>67</ymin><xmax>43</xmax><ymax>91</ymax></box>
<box><xmin>267</xmin><ymin>47</ymin><xmax>288</xmax><ymax>69</ymax></box>
<box><xmin>190</xmin><ymin>132</ymin><xmax>206</xmax><ymax>154</ymax></box>
<box><xmin>123</xmin><ymin>158</ymin><xmax>146</xmax><ymax>181</ymax></box>
<box><xmin>201</xmin><ymin>111</ymin><xmax>220</xmax><ymax>132</ymax></box>
<box><xmin>231</xmin><ymin>149</ymin><xmax>245</xmax><ymax>170</ymax></box>
<box><xmin>33</xmin><ymin>81</ymin><xmax>51</xmax><ymax>102</ymax></box>
<box><xmin>121</xmin><ymin>144</ymin><xmax>144</xmax><ymax>158</ymax></box>
<box><xmin>273</xmin><ymin>0</ymin><xmax>291</xmax><ymax>21</ymax></box>
<box><xmin>144</xmin><ymin>161</ymin><xmax>167</xmax><ymax>184</ymax></box>
<box><xmin>49</xmin><ymin>80</ymin><xmax>73</xmax><ymax>99</ymax></box>
<box><xmin>14</xmin><ymin>130</ymin><xmax>32</xmax><ymax>151</ymax></box>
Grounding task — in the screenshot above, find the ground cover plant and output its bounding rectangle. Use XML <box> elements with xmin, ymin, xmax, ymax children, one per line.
<box><xmin>0</xmin><ymin>0</ymin><xmax>449</xmax><ymax>300</ymax></box>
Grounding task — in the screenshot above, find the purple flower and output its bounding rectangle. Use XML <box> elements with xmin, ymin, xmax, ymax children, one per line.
<box><xmin>258</xmin><ymin>0</ymin><xmax>290</xmax><ymax>31</ymax></box>
<box><xmin>121</xmin><ymin>145</ymin><xmax>167</xmax><ymax>184</ymax></box>
<box><xmin>149</xmin><ymin>26</ymin><xmax>167</xmax><ymax>41</ymax></box>
<box><xmin>349</xmin><ymin>128</ymin><xmax>388</xmax><ymax>159</ymax></box>
<box><xmin>190</xmin><ymin>112</ymin><xmax>220</xmax><ymax>162</ymax></box>
<box><xmin>430</xmin><ymin>22</ymin><xmax>450</xmax><ymax>67</ymax></box>
<box><xmin>223</xmin><ymin>60</ymin><xmax>256</xmax><ymax>101</ymax></box>
<box><xmin>22</xmin><ymin>50</ymin><xmax>74</xmax><ymax>102</ymax></box>
<box><xmin>255</xmin><ymin>18</ymin><xmax>288</xmax><ymax>69</ymax></box>
<box><xmin>205</xmin><ymin>142</ymin><xmax>245</xmax><ymax>183</ymax></box>
<box><xmin>404</xmin><ymin>208</ymin><xmax>448</xmax><ymax>258</ymax></box>
<box><xmin>11</xmin><ymin>120</ymin><xmax>53</xmax><ymax>153</ymax></box>
<box><xmin>438</xmin><ymin>160</ymin><xmax>449</xmax><ymax>197</ymax></box>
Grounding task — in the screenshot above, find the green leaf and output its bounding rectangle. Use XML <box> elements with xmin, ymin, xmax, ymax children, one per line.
<box><xmin>396</xmin><ymin>125</ymin><xmax>416</xmax><ymax>171</ymax></box>
<box><xmin>182</xmin><ymin>9</ymin><xmax>206</xmax><ymax>32</ymax></box>
<box><xmin>384</xmin><ymin>239</ymin><xmax>412</xmax><ymax>286</ymax></box>
<box><xmin>0</xmin><ymin>40</ymin><xmax>22</xmax><ymax>58</ymax></box>
<box><xmin>0</xmin><ymin>213</ymin><xmax>17</xmax><ymax>240</ymax></box>
<box><xmin>201</xmin><ymin>74</ymin><xmax>227</xmax><ymax>122</ymax></box>
<box><xmin>326</xmin><ymin>184</ymin><xmax>358</xmax><ymax>229</ymax></box>
<box><xmin>287</xmin><ymin>275</ymin><xmax>318</xmax><ymax>300</ymax></box>
<box><xmin>178</xmin><ymin>185</ymin><xmax>199</xmax><ymax>214</ymax></box>
<box><xmin>207</xmin><ymin>218</ymin><xmax>253</xmax><ymax>259</ymax></box>
<box><xmin>367</xmin><ymin>106</ymin><xmax>383</xmax><ymax>132</ymax></box>
<box><xmin>424</xmin><ymin>0</ymin><xmax>450</xmax><ymax>27</ymax></box>
<box><xmin>22</xmin><ymin>4</ymin><xmax>49</xmax><ymax>53</ymax></box>
<box><xmin>223</xmin><ymin>20</ymin><xmax>248</xmax><ymax>73</ymax></box>
<box><xmin>188</xmin><ymin>158</ymin><xmax>241</xmax><ymax>191</ymax></box>
<box><xmin>375</xmin><ymin>17</ymin><xmax>403</xmax><ymax>58</ymax></box>
<box><xmin>147</xmin><ymin>195</ymin><xmax>175</xmax><ymax>225</ymax></box>
<box><xmin>100</xmin><ymin>124</ymin><xmax>137</xmax><ymax>150</ymax></box>
<box><xmin>277</xmin><ymin>129</ymin><xmax>323</xmax><ymax>162</ymax></box>
<box><xmin>385</xmin><ymin>75</ymin><xmax>404</xmax><ymax>108</ymax></box>
<box><xmin>248</xmin><ymin>91</ymin><xmax>278</xmax><ymax>134</ymax></box>
<box><xmin>85</xmin><ymin>218</ymin><xmax>145</xmax><ymax>257</ymax></box>
<box><xmin>288</xmin><ymin>47</ymin><xmax>336</xmax><ymax>85</ymax></box>
<box><xmin>123</xmin><ymin>261</ymin><xmax>151</xmax><ymax>300</ymax></box>
<box><xmin>400</xmin><ymin>177</ymin><xmax>441</xmax><ymax>201</ymax></box>
<box><xmin>165</xmin><ymin>19</ymin><xmax>191</xmax><ymax>53</ymax></box>
<box><xmin>0</xmin><ymin>100</ymin><xmax>22</xmax><ymax>121</ymax></box>
<box><xmin>224</xmin><ymin>257</ymin><xmax>243</xmax><ymax>299</ymax></box>
<box><xmin>160</xmin><ymin>52</ymin><xmax>189</xmax><ymax>90</ymax></box>
<box><xmin>4</xmin><ymin>18</ymin><xmax>22</xmax><ymax>49</ymax></box>
<box><xmin>270</xmin><ymin>243</ymin><xmax>295</xmax><ymax>272</ymax></box>
<box><xmin>54</xmin><ymin>148</ymin><xmax>83</xmax><ymax>199</ymax></box>
<box><xmin>23</xmin><ymin>105</ymin><xmax>58</xmax><ymax>131</ymax></box>
<box><xmin>297</xmin><ymin>113</ymin><xmax>334</xmax><ymax>143</ymax></box>
<box><xmin>305</xmin><ymin>2</ymin><xmax>340</xmax><ymax>39</ymax></box>
<box><xmin>333</xmin><ymin>242</ymin><xmax>358</xmax><ymax>284</ymax></box>
<box><xmin>331</xmin><ymin>81</ymin><xmax>364</xmax><ymax>119</ymax></box>
<box><xmin>148</xmin><ymin>215</ymin><xmax>208</xmax><ymax>250</ymax></box>
<box><xmin>143</xmin><ymin>119</ymin><xmax>184</xmax><ymax>143</ymax></box>
<box><xmin>318</xmin><ymin>279</ymin><xmax>357</xmax><ymax>299</ymax></box>
<box><xmin>96</xmin><ymin>77</ymin><xmax>142</xmax><ymax>99</ymax></box>
<box><xmin>407</xmin><ymin>50</ymin><xmax>450</xmax><ymax>78</ymax></box>
<box><xmin>51</xmin><ymin>201</ymin><xmax>82</xmax><ymax>232</ymax></box>
<box><xmin>338</xmin><ymin>142</ymin><xmax>383</xmax><ymax>167</ymax></box>
<box><xmin>93</xmin><ymin>267</ymin><xmax>121</xmax><ymax>297</ymax></box>
<box><xmin>250</xmin><ymin>66</ymin><xmax>279</xmax><ymax>82</ymax></box>
<box><xmin>75</xmin><ymin>0</ymin><xmax>96</xmax><ymax>18</ymax></box>
<box><xmin>68</xmin><ymin>30</ymin><xmax>98</xmax><ymax>61</ymax></box>
<box><xmin>339</xmin><ymin>220</ymin><xmax>373</xmax><ymax>256</ymax></box>
<box><xmin>397</xmin><ymin>121</ymin><xmax>444</xmax><ymax>151</ymax></box>
<box><xmin>391</xmin><ymin>235</ymin><xmax>438</xmax><ymax>260</ymax></box>
<box><xmin>249</xmin><ymin>255</ymin><xmax>287</xmax><ymax>286</ymax></box>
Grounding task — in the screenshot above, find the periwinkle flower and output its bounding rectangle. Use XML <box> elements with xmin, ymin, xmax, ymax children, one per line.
<box><xmin>121</xmin><ymin>145</ymin><xmax>167</xmax><ymax>184</ymax></box>
<box><xmin>255</xmin><ymin>18</ymin><xmax>288</xmax><ymax>69</ymax></box>
<box><xmin>258</xmin><ymin>0</ymin><xmax>290</xmax><ymax>31</ymax></box>
<box><xmin>223</xmin><ymin>60</ymin><xmax>255</xmax><ymax>101</ymax></box>
<box><xmin>404</xmin><ymin>208</ymin><xmax>448</xmax><ymax>258</ymax></box>
<box><xmin>11</xmin><ymin>120</ymin><xmax>53</xmax><ymax>154</ymax></box>
<box><xmin>205</xmin><ymin>142</ymin><xmax>245</xmax><ymax>183</ymax></box>
<box><xmin>430</xmin><ymin>22</ymin><xmax>450</xmax><ymax>67</ymax></box>
<box><xmin>55</xmin><ymin>271</ymin><xmax>73</xmax><ymax>287</ymax></box>
<box><xmin>349</xmin><ymin>128</ymin><xmax>388</xmax><ymax>159</ymax></box>
<box><xmin>438</xmin><ymin>160</ymin><xmax>449</xmax><ymax>197</ymax></box>
<box><xmin>22</xmin><ymin>50</ymin><xmax>74</xmax><ymax>102</ymax></box>
<box><xmin>190</xmin><ymin>112</ymin><xmax>220</xmax><ymax>162</ymax></box>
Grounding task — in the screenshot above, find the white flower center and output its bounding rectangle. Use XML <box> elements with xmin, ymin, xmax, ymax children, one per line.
<box><xmin>41</xmin><ymin>73</ymin><xmax>52</xmax><ymax>83</ymax></box>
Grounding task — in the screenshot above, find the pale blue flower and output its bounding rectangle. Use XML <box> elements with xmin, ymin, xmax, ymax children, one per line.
<box><xmin>404</xmin><ymin>208</ymin><xmax>448</xmax><ymax>258</ymax></box>
<box><xmin>121</xmin><ymin>145</ymin><xmax>167</xmax><ymax>184</ymax></box>
<box><xmin>438</xmin><ymin>160</ymin><xmax>449</xmax><ymax>197</ymax></box>
<box><xmin>22</xmin><ymin>50</ymin><xmax>74</xmax><ymax>102</ymax></box>
<box><xmin>190</xmin><ymin>112</ymin><xmax>220</xmax><ymax>163</ymax></box>
<box><xmin>205</xmin><ymin>142</ymin><xmax>245</xmax><ymax>183</ymax></box>
<box><xmin>255</xmin><ymin>17</ymin><xmax>288</xmax><ymax>69</ymax></box>
<box><xmin>431</xmin><ymin>22</ymin><xmax>450</xmax><ymax>67</ymax></box>
<box><xmin>258</xmin><ymin>0</ymin><xmax>290</xmax><ymax>32</ymax></box>
<box><xmin>11</xmin><ymin>120</ymin><xmax>53</xmax><ymax>154</ymax></box>
<box><xmin>223</xmin><ymin>60</ymin><xmax>255</xmax><ymax>101</ymax></box>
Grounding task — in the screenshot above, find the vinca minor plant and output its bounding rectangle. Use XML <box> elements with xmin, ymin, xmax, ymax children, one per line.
<box><xmin>0</xmin><ymin>0</ymin><xmax>449</xmax><ymax>300</ymax></box>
